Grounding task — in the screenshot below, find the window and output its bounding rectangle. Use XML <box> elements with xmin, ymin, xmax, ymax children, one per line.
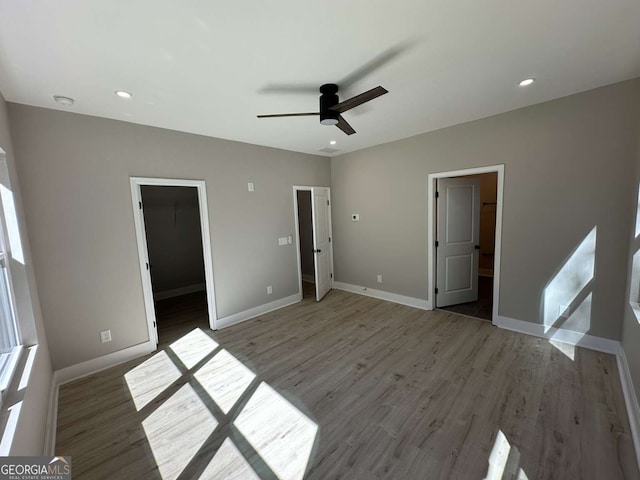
<box><xmin>0</xmin><ymin>189</ymin><xmax>21</xmax><ymax>402</ymax></box>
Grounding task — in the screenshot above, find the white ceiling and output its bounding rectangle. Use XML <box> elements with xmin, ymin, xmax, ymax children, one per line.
<box><xmin>1</xmin><ymin>1</ymin><xmax>639</xmax><ymax>157</ymax></box>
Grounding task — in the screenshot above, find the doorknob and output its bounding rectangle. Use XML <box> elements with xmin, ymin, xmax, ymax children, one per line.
<box><xmin>314</xmin><ymin>249</ymin><xmax>322</xmax><ymax>253</ymax></box>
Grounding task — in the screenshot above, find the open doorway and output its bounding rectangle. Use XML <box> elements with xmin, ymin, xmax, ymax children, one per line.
<box><xmin>427</xmin><ymin>165</ymin><xmax>504</xmax><ymax>323</ymax></box>
<box><xmin>130</xmin><ymin>178</ymin><xmax>217</xmax><ymax>349</ymax></box>
<box><xmin>293</xmin><ymin>186</ymin><xmax>334</xmax><ymax>302</ymax></box>
<box><xmin>296</xmin><ymin>190</ymin><xmax>316</xmax><ymax>299</ymax></box>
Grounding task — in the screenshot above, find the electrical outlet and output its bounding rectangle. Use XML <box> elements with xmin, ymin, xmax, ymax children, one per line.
<box><xmin>267</xmin><ymin>285</ymin><xmax>273</xmax><ymax>295</ymax></box>
<box><xmin>100</xmin><ymin>329</ymin><xmax>112</xmax><ymax>343</ymax></box>
<box><xmin>377</xmin><ymin>274</ymin><xmax>383</xmax><ymax>283</ymax></box>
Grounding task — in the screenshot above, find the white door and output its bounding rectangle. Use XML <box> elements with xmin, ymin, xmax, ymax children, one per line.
<box><xmin>436</xmin><ymin>177</ymin><xmax>481</xmax><ymax>307</ymax></box>
<box><xmin>312</xmin><ymin>187</ymin><xmax>333</xmax><ymax>301</ymax></box>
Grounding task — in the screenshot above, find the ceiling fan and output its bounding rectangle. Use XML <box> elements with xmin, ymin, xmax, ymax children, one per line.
<box><xmin>257</xmin><ymin>83</ymin><xmax>388</xmax><ymax>135</ymax></box>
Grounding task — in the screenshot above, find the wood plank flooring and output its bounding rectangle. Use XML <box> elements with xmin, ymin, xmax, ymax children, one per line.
<box><xmin>56</xmin><ymin>289</ymin><xmax>639</xmax><ymax>479</ymax></box>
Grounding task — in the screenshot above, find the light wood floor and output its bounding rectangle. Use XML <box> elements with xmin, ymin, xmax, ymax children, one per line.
<box><xmin>56</xmin><ymin>289</ymin><xmax>639</xmax><ymax>479</ymax></box>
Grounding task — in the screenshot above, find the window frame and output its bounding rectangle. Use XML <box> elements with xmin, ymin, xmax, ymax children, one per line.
<box><xmin>0</xmin><ymin>204</ymin><xmax>22</xmax><ymax>406</ymax></box>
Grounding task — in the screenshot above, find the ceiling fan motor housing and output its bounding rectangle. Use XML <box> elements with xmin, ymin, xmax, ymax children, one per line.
<box><xmin>319</xmin><ymin>84</ymin><xmax>339</xmax><ymax>125</ymax></box>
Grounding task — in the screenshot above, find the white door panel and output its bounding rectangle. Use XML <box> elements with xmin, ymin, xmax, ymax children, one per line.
<box><xmin>312</xmin><ymin>187</ymin><xmax>333</xmax><ymax>301</ymax></box>
<box><xmin>436</xmin><ymin>178</ymin><xmax>480</xmax><ymax>307</ymax></box>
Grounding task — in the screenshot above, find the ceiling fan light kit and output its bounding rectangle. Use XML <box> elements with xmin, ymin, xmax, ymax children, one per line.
<box><xmin>319</xmin><ymin>84</ymin><xmax>340</xmax><ymax>126</ymax></box>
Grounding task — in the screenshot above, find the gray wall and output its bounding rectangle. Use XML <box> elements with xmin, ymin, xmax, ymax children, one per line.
<box><xmin>331</xmin><ymin>79</ymin><xmax>640</xmax><ymax>340</ymax></box>
<box><xmin>7</xmin><ymin>104</ymin><xmax>330</xmax><ymax>369</ymax></box>
<box><xmin>0</xmin><ymin>92</ymin><xmax>51</xmax><ymax>454</ymax></box>
<box><xmin>297</xmin><ymin>190</ymin><xmax>314</xmax><ymax>281</ymax></box>
<box><xmin>141</xmin><ymin>186</ymin><xmax>205</xmax><ymax>294</ymax></box>
<box><xmin>620</xmin><ymin>121</ymin><xmax>640</xmax><ymax>403</ymax></box>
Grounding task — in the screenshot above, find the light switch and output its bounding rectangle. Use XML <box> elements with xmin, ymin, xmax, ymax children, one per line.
<box><xmin>248</xmin><ymin>182</ymin><xmax>254</xmax><ymax>192</ymax></box>
<box><xmin>287</xmin><ymin>235</ymin><xmax>292</xmax><ymax>244</ymax></box>
<box><xmin>278</xmin><ymin>237</ymin><xmax>288</xmax><ymax>246</ymax></box>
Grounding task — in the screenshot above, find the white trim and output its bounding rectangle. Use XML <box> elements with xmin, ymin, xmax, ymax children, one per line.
<box><xmin>217</xmin><ymin>293</ymin><xmax>301</xmax><ymax>330</ymax></box>
<box><xmin>427</xmin><ymin>165</ymin><xmax>505</xmax><ymax>327</ymax></box>
<box><xmin>494</xmin><ymin>315</ymin><xmax>619</xmax><ymax>354</ymax></box>
<box><xmin>334</xmin><ymin>282</ymin><xmax>431</xmax><ymax>310</ymax></box>
<box><xmin>130</xmin><ymin>177</ymin><xmax>218</xmax><ymax>342</ymax></box>
<box><xmin>302</xmin><ymin>274</ymin><xmax>315</xmax><ymax>284</ymax></box>
<box><xmin>617</xmin><ymin>345</ymin><xmax>640</xmax><ymax>473</ymax></box>
<box><xmin>43</xmin><ymin>375</ymin><xmax>59</xmax><ymax>456</ymax></box>
<box><xmin>54</xmin><ymin>341</ymin><xmax>155</xmax><ymax>386</ymax></box>
<box><xmin>154</xmin><ymin>283</ymin><xmax>206</xmax><ymax>301</ymax></box>
<box><xmin>0</xmin><ymin>346</ymin><xmax>22</xmax><ymax>403</ymax></box>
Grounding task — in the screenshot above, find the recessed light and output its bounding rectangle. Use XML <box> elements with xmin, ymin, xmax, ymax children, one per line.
<box><xmin>115</xmin><ymin>90</ymin><xmax>132</xmax><ymax>98</ymax></box>
<box><xmin>519</xmin><ymin>78</ymin><xmax>535</xmax><ymax>87</ymax></box>
<box><xmin>330</xmin><ymin>140</ymin><xmax>337</xmax><ymax>145</ymax></box>
<box><xmin>53</xmin><ymin>95</ymin><xmax>74</xmax><ymax>106</ymax></box>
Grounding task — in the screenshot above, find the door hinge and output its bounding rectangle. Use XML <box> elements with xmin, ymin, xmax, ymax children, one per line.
<box><xmin>435</xmin><ymin>191</ymin><xmax>439</xmax><ymax>198</ymax></box>
<box><xmin>153</xmin><ymin>321</ymin><xmax>156</xmax><ymax>328</ymax></box>
<box><xmin>435</xmin><ymin>241</ymin><xmax>439</xmax><ymax>248</ymax></box>
<box><xmin>146</xmin><ymin>262</ymin><xmax>149</xmax><ymax>271</ymax></box>
<box><xmin>330</xmin><ymin>273</ymin><xmax>333</xmax><ymax>278</ymax></box>
<box><xmin>327</xmin><ymin>200</ymin><xmax>330</xmax><ymax>206</ymax></box>
<box><xmin>138</xmin><ymin>201</ymin><xmax>142</xmax><ymax>209</ymax></box>
<box><xmin>435</xmin><ymin>288</ymin><xmax>439</xmax><ymax>294</ymax></box>
<box><xmin>329</xmin><ymin>237</ymin><xmax>331</xmax><ymax>243</ymax></box>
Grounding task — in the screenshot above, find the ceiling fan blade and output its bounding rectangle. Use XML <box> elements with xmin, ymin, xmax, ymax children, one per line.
<box><xmin>336</xmin><ymin>115</ymin><xmax>356</xmax><ymax>135</ymax></box>
<box><xmin>257</xmin><ymin>112</ymin><xmax>320</xmax><ymax>118</ymax></box>
<box><xmin>330</xmin><ymin>86</ymin><xmax>388</xmax><ymax>114</ymax></box>
<box><xmin>339</xmin><ymin>40</ymin><xmax>414</xmax><ymax>87</ymax></box>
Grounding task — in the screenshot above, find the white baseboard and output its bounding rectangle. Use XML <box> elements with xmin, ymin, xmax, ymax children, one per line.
<box><xmin>302</xmin><ymin>274</ymin><xmax>315</xmax><ymax>284</ymax></box>
<box><xmin>334</xmin><ymin>282</ymin><xmax>431</xmax><ymax>310</ymax></box>
<box><xmin>494</xmin><ymin>315</ymin><xmax>619</xmax><ymax>354</ymax></box>
<box><xmin>617</xmin><ymin>345</ymin><xmax>640</xmax><ymax>473</ymax></box>
<box><xmin>154</xmin><ymin>283</ymin><xmax>206</xmax><ymax>301</ymax></box>
<box><xmin>217</xmin><ymin>293</ymin><xmax>302</xmax><ymax>330</ymax></box>
<box><xmin>55</xmin><ymin>341</ymin><xmax>156</xmax><ymax>386</ymax></box>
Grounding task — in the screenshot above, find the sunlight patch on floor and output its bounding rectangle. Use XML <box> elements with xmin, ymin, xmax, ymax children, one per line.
<box><xmin>200</xmin><ymin>438</ymin><xmax>260</xmax><ymax>480</ymax></box>
<box><xmin>124</xmin><ymin>350</ymin><xmax>182</xmax><ymax>411</ymax></box>
<box><xmin>194</xmin><ymin>349</ymin><xmax>256</xmax><ymax>414</ymax></box>
<box><xmin>485</xmin><ymin>430</ymin><xmax>510</xmax><ymax>480</ymax></box>
<box><xmin>549</xmin><ymin>340</ymin><xmax>575</xmax><ymax>361</ymax></box>
<box><xmin>142</xmin><ymin>383</ymin><xmax>218</xmax><ymax>480</ymax></box>
<box><xmin>170</xmin><ymin>327</ymin><xmax>218</xmax><ymax>369</ymax></box>
<box><xmin>234</xmin><ymin>382</ymin><xmax>318</xmax><ymax>480</ymax></box>
<box><xmin>484</xmin><ymin>430</ymin><xmax>529</xmax><ymax>480</ymax></box>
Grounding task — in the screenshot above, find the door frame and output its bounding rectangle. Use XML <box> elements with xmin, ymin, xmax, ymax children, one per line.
<box><xmin>130</xmin><ymin>177</ymin><xmax>218</xmax><ymax>347</ymax></box>
<box><xmin>427</xmin><ymin>165</ymin><xmax>505</xmax><ymax>325</ymax></box>
<box><xmin>293</xmin><ymin>186</ymin><xmax>334</xmax><ymax>300</ymax></box>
